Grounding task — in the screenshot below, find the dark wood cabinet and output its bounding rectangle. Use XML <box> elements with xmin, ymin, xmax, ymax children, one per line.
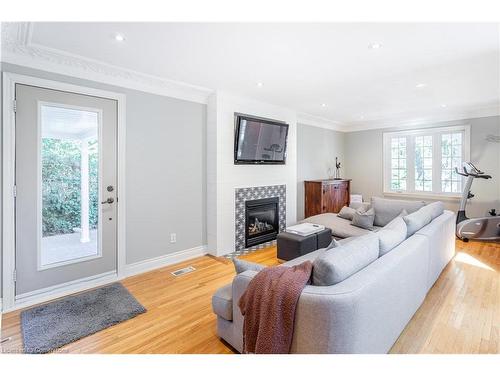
<box><xmin>304</xmin><ymin>179</ymin><xmax>351</xmax><ymax>218</ymax></box>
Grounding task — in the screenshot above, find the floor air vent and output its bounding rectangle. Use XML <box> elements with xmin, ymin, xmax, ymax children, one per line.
<box><xmin>171</xmin><ymin>266</ymin><xmax>196</xmax><ymax>276</ymax></box>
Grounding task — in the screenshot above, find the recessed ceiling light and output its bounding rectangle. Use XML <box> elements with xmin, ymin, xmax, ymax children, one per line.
<box><xmin>415</xmin><ymin>83</ymin><xmax>427</xmax><ymax>88</ymax></box>
<box><xmin>256</xmin><ymin>82</ymin><xmax>263</xmax><ymax>87</ymax></box>
<box><xmin>114</xmin><ymin>34</ymin><xmax>125</xmax><ymax>42</ymax></box>
<box><xmin>368</xmin><ymin>43</ymin><xmax>382</xmax><ymax>49</ymax></box>
<box><xmin>321</xmin><ymin>103</ymin><xmax>327</xmax><ymax>107</ymax></box>
<box><xmin>440</xmin><ymin>104</ymin><xmax>447</xmax><ymax>108</ymax></box>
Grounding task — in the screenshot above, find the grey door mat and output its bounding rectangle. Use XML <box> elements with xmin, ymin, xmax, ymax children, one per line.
<box><xmin>21</xmin><ymin>282</ymin><xmax>146</xmax><ymax>354</ymax></box>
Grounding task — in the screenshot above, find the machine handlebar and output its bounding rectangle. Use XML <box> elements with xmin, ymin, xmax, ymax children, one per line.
<box><xmin>455</xmin><ymin>164</ymin><xmax>492</xmax><ymax>179</ymax></box>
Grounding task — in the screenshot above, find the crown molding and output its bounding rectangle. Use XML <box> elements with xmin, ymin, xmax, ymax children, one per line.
<box><xmin>296</xmin><ymin>102</ymin><xmax>499</xmax><ymax>133</ymax></box>
<box><xmin>297</xmin><ymin>112</ymin><xmax>347</xmax><ymax>132</ymax></box>
<box><xmin>2</xmin><ymin>23</ymin><xmax>498</xmax><ymax>127</ymax></box>
<box><xmin>1</xmin><ymin>22</ymin><xmax>213</xmax><ymax>104</ymax></box>
<box><xmin>342</xmin><ymin>103</ymin><xmax>500</xmax><ymax>132</ymax></box>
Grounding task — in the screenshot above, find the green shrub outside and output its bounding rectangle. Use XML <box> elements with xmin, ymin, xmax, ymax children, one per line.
<box><xmin>42</xmin><ymin>138</ymin><xmax>98</xmax><ymax>237</ymax></box>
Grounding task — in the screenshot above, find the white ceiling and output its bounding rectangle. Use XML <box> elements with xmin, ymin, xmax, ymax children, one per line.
<box><xmin>21</xmin><ymin>23</ymin><xmax>500</xmax><ymax>128</ymax></box>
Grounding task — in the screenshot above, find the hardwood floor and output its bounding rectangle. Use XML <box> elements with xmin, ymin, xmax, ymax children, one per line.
<box><xmin>1</xmin><ymin>240</ymin><xmax>499</xmax><ymax>354</ymax></box>
<box><xmin>391</xmin><ymin>240</ymin><xmax>499</xmax><ymax>354</ymax></box>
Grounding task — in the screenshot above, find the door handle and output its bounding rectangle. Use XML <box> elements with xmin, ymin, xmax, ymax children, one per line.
<box><xmin>101</xmin><ymin>197</ymin><xmax>114</xmax><ymax>204</ymax></box>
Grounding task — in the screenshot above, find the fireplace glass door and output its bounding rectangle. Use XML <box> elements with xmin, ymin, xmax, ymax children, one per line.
<box><xmin>245</xmin><ymin>197</ymin><xmax>279</xmax><ymax>247</ymax></box>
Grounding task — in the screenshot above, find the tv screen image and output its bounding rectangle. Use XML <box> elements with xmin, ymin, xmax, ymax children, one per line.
<box><xmin>234</xmin><ymin>114</ymin><xmax>289</xmax><ymax>164</ymax></box>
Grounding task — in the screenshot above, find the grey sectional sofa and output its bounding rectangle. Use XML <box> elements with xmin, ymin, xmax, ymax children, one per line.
<box><xmin>212</xmin><ymin>199</ymin><xmax>456</xmax><ymax>353</ymax></box>
<box><xmin>301</xmin><ymin>197</ymin><xmax>427</xmax><ymax>239</ymax></box>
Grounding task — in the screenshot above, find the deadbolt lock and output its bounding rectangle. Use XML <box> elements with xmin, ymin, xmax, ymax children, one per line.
<box><xmin>107</xmin><ymin>185</ymin><xmax>114</xmax><ymax>192</ymax></box>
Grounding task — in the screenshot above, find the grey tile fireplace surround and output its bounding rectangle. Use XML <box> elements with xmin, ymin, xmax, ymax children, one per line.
<box><xmin>225</xmin><ymin>184</ymin><xmax>286</xmax><ymax>259</ymax></box>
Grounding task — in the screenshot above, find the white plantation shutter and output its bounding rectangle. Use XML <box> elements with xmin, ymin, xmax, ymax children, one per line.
<box><xmin>383</xmin><ymin>125</ymin><xmax>470</xmax><ymax>197</ymax></box>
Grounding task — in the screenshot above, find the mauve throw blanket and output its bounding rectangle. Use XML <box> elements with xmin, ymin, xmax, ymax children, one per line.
<box><xmin>238</xmin><ymin>261</ymin><xmax>313</xmax><ymax>354</ymax></box>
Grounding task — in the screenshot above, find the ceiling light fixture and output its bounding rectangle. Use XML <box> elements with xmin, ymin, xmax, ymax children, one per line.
<box><xmin>256</xmin><ymin>82</ymin><xmax>263</xmax><ymax>87</ymax></box>
<box><xmin>415</xmin><ymin>83</ymin><xmax>427</xmax><ymax>88</ymax></box>
<box><xmin>321</xmin><ymin>103</ymin><xmax>327</xmax><ymax>107</ymax></box>
<box><xmin>114</xmin><ymin>34</ymin><xmax>125</xmax><ymax>42</ymax></box>
<box><xmin>368</xmin><ymin>43</ymin><xmax>382</xmax><ymax>49</ymax></box>
<box><xmin>440</xmin><ymin>104</ymin><xmax>447</xmax><ymax>108</ymax></box>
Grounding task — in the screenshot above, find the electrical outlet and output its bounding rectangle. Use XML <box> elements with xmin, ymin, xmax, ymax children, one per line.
<box><xmin>170</xmin><ymin>233</ymin><xmax>177</xmax><ymax>243</ymax></box>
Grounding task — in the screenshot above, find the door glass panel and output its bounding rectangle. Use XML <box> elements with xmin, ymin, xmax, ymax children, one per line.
<box><xmin>40</xmin><ymin>104</ymin><xmax>100</xmax><ymax>268</ymax></box>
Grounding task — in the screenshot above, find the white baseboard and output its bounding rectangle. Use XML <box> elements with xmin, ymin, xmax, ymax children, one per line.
<box><xmin>9</xmin><ymin>271</ymin><xmax>119</xmax><ymax>313</ymax></box>
<box><xmin>124</xmin><ymin>245</ymin><xmax>208</xmax><ymax>278</ymax></box>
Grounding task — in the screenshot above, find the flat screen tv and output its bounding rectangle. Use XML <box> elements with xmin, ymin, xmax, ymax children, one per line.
<box><xmin>234</xmin><ymin>114</ymin><xmax>289</xmax><ymax>164</ymax></box>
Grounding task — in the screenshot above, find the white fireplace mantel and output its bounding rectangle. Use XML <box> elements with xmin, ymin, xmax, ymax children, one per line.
<box><xmin>206</xmin><ymin>91</ymin><xmax>297</xmax><ymax>256</ymax></box>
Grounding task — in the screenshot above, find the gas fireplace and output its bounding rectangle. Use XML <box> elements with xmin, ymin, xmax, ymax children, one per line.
<box><xmin>245</xmin><ymin>197</ymin><xmax>279</xmax><ymax>247</ymax></box>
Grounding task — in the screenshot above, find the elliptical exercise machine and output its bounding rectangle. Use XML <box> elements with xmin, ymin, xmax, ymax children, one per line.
<box><xmin>455</xmin><ymin>162</ymin><xmax>500</xmax><ymax>242</ymax></box>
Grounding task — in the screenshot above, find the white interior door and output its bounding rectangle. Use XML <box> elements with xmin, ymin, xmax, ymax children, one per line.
<box><xmin>14</xmin><ymin>84</ymin><xmax>118</xmax><ymax>297</ymax></box>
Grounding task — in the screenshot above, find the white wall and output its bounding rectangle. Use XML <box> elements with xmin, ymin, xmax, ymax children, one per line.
<box><xmin>296</xmin><ymin>124</ymin><xmax>345</xmax><ymax>220</ymax></box>
<box><xmin>344</xmin><ymin>116</ymin><xmax>500</xmax><ymax>216</ymax></box>
<box><xmin>207</xmin><ymin>91</ymin><xmax>297</xmax><ymax>256</ymax></box>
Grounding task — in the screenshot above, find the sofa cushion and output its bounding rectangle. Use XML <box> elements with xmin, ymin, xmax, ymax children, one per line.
<box><xmin>420</xmin><ymin>201</ymin><xmax>444</xmax><ymax>220</ymax></box>
<box><xmin>212</xmin><ymin>284</ymin><xmax>233</xmax><ymax>321</ymax></box>
<box><xmin>232</xmin><ymin>258</ymin><xmax>265</xmax><ymax>274</ymax></box>
<box><xmin>351</xmin><ymin>208</ymin><xmax>375</xmax><ymax>230</ymax></box>
<box><xmin>349</xmin><ymin>201</ymin><xmax>371</xmax><ymax>211</ymax></box>
<box><xmin>377</xmin><ymin>216</ymin><xmax>407</xmax><ymax>256</ymax></box>
<box><xmin>371</xmin><ymin>197</ymin><xmax>426</xmax><ymax>227</ymax></box>
<box><xmin>284</xmin><ymin>236</ymin><xmax>355</xmax><ymax>267</ymax></box>
<box><xmin>337</xmin><ymin>206</ymin><xmax>358</xmax><ymax>220</ymax></box>
<box><xmin>285</xmin><ymin>248</ymin><xmax>327</xmax><ymax>267</ymax></box>
<box><xmin>312</xmin><ymin>232</ymin><xmax>380</xmax><ymax>286</ymax></box>
<box><xmin>301</xmin><ymin>213</ymin><xmax>381</xmax><ymax>238</ymax></box>
<box><xmin>403</xmin><ymin>208</ymin><xmax>432</xmax><ymax>237</ymax></box>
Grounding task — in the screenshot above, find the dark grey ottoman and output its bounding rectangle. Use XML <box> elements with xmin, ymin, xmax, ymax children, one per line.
<box><xmin>277</xmin><ymin>228</ymin><xmax>332</xmax><ymax>261</ymax></box>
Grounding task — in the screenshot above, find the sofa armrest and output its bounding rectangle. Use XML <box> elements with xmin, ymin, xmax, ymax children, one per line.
<box><xmin>229</xmin><ymin>270</ymin><xmax>258</xmax><ymax>351</ymax></box>
<box><xmin>232</xmin><ymin>270</ymin><xmax>258</xmax><ymax>314</ymax></box>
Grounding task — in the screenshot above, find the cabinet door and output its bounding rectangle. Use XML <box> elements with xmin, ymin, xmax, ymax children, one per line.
<box><xmin>333</xmin><ymin>182</ymin><xmax>349</xmax><ymax>212</ymax></box>
<box><xmin>323</xmin><ymin>182</ymin><xmax>350</xmax><ymax>213</ymax></box>
<box><xmin>304</xmin><ymin>182</ymin><xmax>322</xmax><ymax>218</ymax></box>
<box><xmin>322</xmin><ymin>183</ymin><xmax>337</xmax><ymax>213</ymax></box>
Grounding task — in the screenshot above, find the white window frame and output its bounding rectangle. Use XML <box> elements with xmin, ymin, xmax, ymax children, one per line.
<box><xmin>383</xmin><ymin>125</ymin><xmax>470</xmax><ymax>200</ymax></box>
<box><xmin>37</xmin><ymin>101</ymin><xmax>104</xmax><ymax>271</ymax></box>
